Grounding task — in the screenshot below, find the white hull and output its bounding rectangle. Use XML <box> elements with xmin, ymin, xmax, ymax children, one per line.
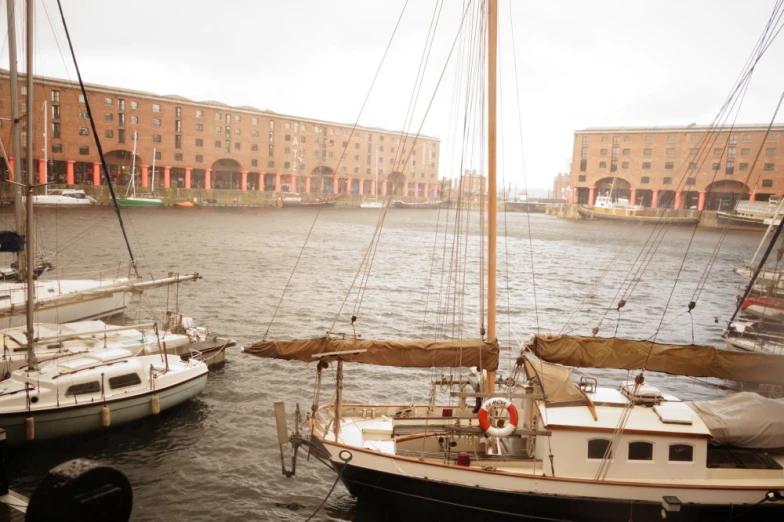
<box><xmin>741</xmin><ymin>303</ymin><xmax>784</xmax><ymax>321</ymax></box>
<box><xmin>0</xmin><ymin>279</ymin><xmax>129</xmax><ymax>328</ymax></box>
<box><xmin>725</xmin><ymin>335</ymin><xmax>784</xmax><ymax>355</ymax></box>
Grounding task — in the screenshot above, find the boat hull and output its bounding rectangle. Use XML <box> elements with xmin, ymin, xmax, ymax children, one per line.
<box><xmin>578</xmin><ymin>207</ymin><xmax>699</xmax><ymax>225</ymax></box>
<box><xmin>117</xmin><ymin>197</ymin><xmax>164</xmax><ymax>207</ymax></box>
<box><xmin>281</xmin><ymin>199</ymin><xmax>336</xmax><ymax>208</ymax></box>
<box><xmin>717</xmin><ymin>211</ymin><xmax>775</xmax><ymax>229</ymax></box>
<box><xmin>317</xmin><ymin>438</ymin><xmax>784</xmax><ymax>522</ymax></box>
<box><xmin>0</xmin><ymin>372</ymin><xmax>207</xmax><ymax>444</ymax></box>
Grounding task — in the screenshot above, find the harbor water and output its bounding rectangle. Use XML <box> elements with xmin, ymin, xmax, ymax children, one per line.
<box><xmin>0</xmin><ymin>206</ymin><xmax>764</xmax><ymax>521</ymax></box>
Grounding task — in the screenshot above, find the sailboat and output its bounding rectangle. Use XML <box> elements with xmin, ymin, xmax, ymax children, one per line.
<box><xmin>245</xmin><ymin>2</ymin><xmax>784</xmax><ymax>520</ymax></box>
<box><xmin>0</xmin><ymin>0</ymin><xmax>207</xmax><ymax>445</ymax></box>
<box><xmin>117</xmin><ymin>136</ymin><xmax>164</xmax><ymax>206</ymax></box>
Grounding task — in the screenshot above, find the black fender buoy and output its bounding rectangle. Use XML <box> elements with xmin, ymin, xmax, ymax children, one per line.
<box><xmin>26</xmin><ymin>458</ymin><xmax>132</xmax><ymax>522</ymax></box>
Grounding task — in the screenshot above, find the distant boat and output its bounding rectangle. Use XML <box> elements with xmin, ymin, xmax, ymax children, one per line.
<box><xmin>117</xmin><ymin>137</ymin><xmax>163</xmax><ymax>207</ymax></box>
<box><xmin>578</xmin><ymin>195</ymin><xmax>699</xmax><ymax>225</ymax></box>
<box><xmin>175</xmin><ymin>201</ymin><xmax>195</xmax><ymax>208</ymax></box>
<box><xmin>393</xmin><ymin>200</ymin><xmax>444</xmax><ymax>209</ymax></box>
<box><xmin>276</xmin><ymin>193</ymin><xmax>336</xmax><ymax>208</ymax></box>
<box><xmin>32</xmin><ymin>189</ymin><xmax>96</xmax><ymax>207</ymax></box>
<box><xmin>717</xmin><ymin>196</ymin><xmax>783</xmax><ymax>229</ymax></box>
<box><xmin>360</xmin><ymin>199</ymin><xmax>383</xmax><ymax>209</ymax></box>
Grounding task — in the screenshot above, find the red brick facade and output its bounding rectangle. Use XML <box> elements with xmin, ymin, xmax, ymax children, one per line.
<box><xmin>0</xmin><ymin>70</ymin><xmax>440</xmax><ymax>197</ymax></box>
<box><xmin>568</xmin><ymin>125</ymin><xmax>784</xmax><ymax>210</ymax></box>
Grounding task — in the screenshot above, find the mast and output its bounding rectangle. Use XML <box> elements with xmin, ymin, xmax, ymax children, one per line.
<box><xmin>7</xmin><ymin>0</ymin><xmax>24</xmax><ymax>277</ymax></box>
<box><xmin>127</xmin><ymin>132</ymin><xmax>137</xmax><ymax>198</ymax></box>
<box><xmin>486</xmin><ymin>0</ymin><xmax>497</xmax><ymax>390</ymax></box>
<box><xmin>24</xmin><ymin>0</ymin><xmax>37</xmax><ymax>371</ymax></box>
<box><xmin>43</xmin><ymin>100</ymin><xmax>47</xmax><ymax>193</ymax></box>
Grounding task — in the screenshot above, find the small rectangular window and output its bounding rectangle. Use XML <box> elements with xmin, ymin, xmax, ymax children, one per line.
<box><xmin>105</xmin><ymin>130</ymin><xmax>114</xmax><ymax>139</ymax></box>
<box><xmin>105</xmin><ymin>113</ymin><xmax>113</xmax><ymax>122</ymax></box>
<box><xmin>153</xmin><ymin>134</ymin><xmax>161</xmax><ymax>143</ymax></box>
<box><xmin>666</xmin><ymin>148</ymin><xmax>676</xmax><ymax>156</ymax></box>
<box><xmin>663</xmin><ymin>177</ymin><xmax>672</xmax><ymax>185</ymax></box>
<box><xmin>131</xmin><ymin>116</ymin><xmax>139</xmax><ymax>124</ymax></box>
<box><xmin>196</xmin><ymin>110</ymin><xmax>204</xmax><ymax>118</ymax></box>
<box><xmin>628</xmin><ymin>441</ymin><xmax>653</xmax><ymax>461</ymax></box>
<box><xmin>712</xmin><ymin>162</ymin><xmax>721</xmax><ymax>171</ymax></box>
<box><xmin>686</xmin><ymin>178</ymin><xmax>696</xmax><ymax>185</ymax></box>
<box><xmin>762</xmin><ymin>179</ymin><xmax>773</xmax><ymax>188</ymax></box>
<box><xmin>621</xmin><ymin>161</ymin><xmax>629</xmax><ymax>168</ymax></box>
<box><xmin>118</xmin><ymin>99</ymin><xmax>125</xmax><ymax>111</ymax></box>
<box><xmin>643</xmin><ymin>149</ymin><xmax>652</xmax><ymax>156</ymax></box>
<box><xmin>641</xmin><ymin>176</ymin><xmax>650</xmax><ymax>184</ymax></box>
<box><xmin>739</xmin><ymin>163</ymin><xmax>749</xmax><ymax>171</ymax></box>
<box><xmin>176</xmin><ymin>107</ymin><xmax>182</xmax><ymax>118</ymax></box>
<box><xmin>108</xmin><ymin>373</ymin><xmax>142</xmax><ymax>389</ymax></box>
<box><xmin>79</xmin><ymin>127</ymin><xmax>89</xmax><ymax>136</ymax></box>
<box><xmin>66</xmin><ymin>381</ymin><xmax>100</xmax><ymax>396</ymax></box>
<box><xmin>251</xmin><ymin>159</ymin><xmax>258</xmax><ymax>167</ymax></box>
<box><xmin>599</xmin><ymin>161</ymin><xmax>607</xmax><ymax>168</ymax></box>
<box><xmin>152</xmin><ymin>119</ymin><xmax>161</xmax><ymax>127</ymax></box>
<box><xmin>196</xmin><ymin>155</ymin><xmax>203</xmax><ymax>163</ymax></box>
<box><xmin>600</xmin><ymin>149</ymin><xmax>608</xmax><ymax>156</ymax></box>
<box><xmin>152</xmin><ymin>104</ymin><xmax>161</xmax><ymax>112</ymax></box>
<box><xmin>645</xmin><ymin>136</ymin><xmax>653</xmax><ymax>143</ymax></box>
<box><xmin>196</xmin><ymin>139</ymin><xmax>203</xmax><ymax>147</ymax></box>
<box><xmin>130</xmin><ymin>101</ymin><xmax>138</xmax><ymax>109</ymax></box>
<box><xmin>668</xmin><ymin>444</ymin><xmax>693</xmax><ymax>462</ymax></box>
<box><xmin>578</xmin><ymin>175</ymin><xmax>586</xmax><ymax>182</ymax></box>
<box><xmin>51</xmin><ymin>90</ymin><xmax>60</xmax><ymax>102</ymax></box>
<box><xmin>104</xmin><ymin>97</ymin><xmax>113</xmax><ymax>105</ymax></box>
<box><xmin>665</xmin><ymin>162</ymin><xmax>674</xmax><ymax>169</ymax></box>
<box><xmin>766</xmin><ymin>148</ymin><xmax>777</xmax><ymax>156</ymax></box>
<box><xmin>268</xmin><ymin>160</ymin><xmax>275</xmax><ymax>168</ymax></box>
<box><xmin>175</xmin><ymin>153</ymin><xmax>183</xmax><ymax>161</ymax></box>
<box><xmin>764</xmin><ymin>163</ymin><xmax>775</xmax><ymax>171</ymax></box>
<box><xmin>642</xmin><ymin>162</ymin><xmax>651</xmax><ymax>169</ymax></box>
<box><xmin>52</xmin><ymin>143</ymin><xmax>63</xmax><ymax>154</ymax></box>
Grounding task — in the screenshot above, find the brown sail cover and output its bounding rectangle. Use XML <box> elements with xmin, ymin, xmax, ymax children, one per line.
<box><xmin>529</xmin><ymin>335</ymin><xmax>784</xmax><ymax>386</ymax></box>
<box><xmin>244</xmin><ymin>338</ymin><xmax>499</xmax><ymax>370</ymax></box>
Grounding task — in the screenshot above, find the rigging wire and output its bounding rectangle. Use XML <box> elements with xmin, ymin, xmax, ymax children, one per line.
<box><xmin>54</xmin><ymin>0</ymin><xmax>139</xmax><ymax>277</ymax></box>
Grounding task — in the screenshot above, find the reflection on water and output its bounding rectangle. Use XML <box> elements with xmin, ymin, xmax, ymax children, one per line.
<box><xmin>3</xmin><ymin>206</ymin><xmax>761</xmax><ymax>520</ymax></box>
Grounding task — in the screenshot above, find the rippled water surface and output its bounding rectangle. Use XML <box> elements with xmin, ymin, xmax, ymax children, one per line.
<box><xmin>0</xmin><ymin>206</ymin><xmax>763</xmax><ymax>521</ymax></box>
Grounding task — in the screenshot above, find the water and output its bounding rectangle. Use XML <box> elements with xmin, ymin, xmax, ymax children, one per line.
<box><xmin>0</xmin><ymin>206</ymin><xmax>763</xmax><ymax>521</ymax></box>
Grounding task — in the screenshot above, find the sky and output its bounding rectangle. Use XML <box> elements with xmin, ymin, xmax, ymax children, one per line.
<box><xmin>2</xmin><ymin>0</ymin><xmax>784</xmax><ymax>193</ymax></box>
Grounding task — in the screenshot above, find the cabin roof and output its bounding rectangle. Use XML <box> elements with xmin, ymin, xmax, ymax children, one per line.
<box><xmin>541</xmin><ymin>387</ymin><xmax>712</xmax><ymax>438</ymax></box>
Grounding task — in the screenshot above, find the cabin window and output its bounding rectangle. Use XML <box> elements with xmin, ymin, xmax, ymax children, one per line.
<box><xmin>628</xmin><ymin>441</ymin><xmax>653</xmax><ymax>461</ymax></box>
<box><xmin>108</xmin><ymin>373</ymin><xmax>142</xmax><ymax>390</ymax></box>
<box><xmin>66</xmin><ymin>381</ymin><xmax>101</xmax><ymax>396</ymax></box>
<box><xmin>587</xmin><ymin>439</ymin><xmax>612</xmax><ymax>459</ymax></box>
<box><xmin>669</xmin><ymin>444</ymin><xmax>693</xmax><ymax>462</ymax></box>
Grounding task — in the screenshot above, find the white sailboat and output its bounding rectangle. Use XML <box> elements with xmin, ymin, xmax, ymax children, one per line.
<box><xmin>246</xmin><ymin>2</ymin><xmax>784</xmax><ymax>520</ymax></box>
<box><xmin>0</xmin><ymin>0</ymin><xmax>207</xmax><ymax>445</ymax></box>
<box><xmin>117</xmin><ymin>136</ymin><xmax>163</xmax><ymax>206</ymax></box>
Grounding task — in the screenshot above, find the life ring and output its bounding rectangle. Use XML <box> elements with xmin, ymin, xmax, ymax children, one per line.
<box><xmin>477</xmin><ymin>397</ymin><xmax>518</xmax><ymax>437</ymax></box>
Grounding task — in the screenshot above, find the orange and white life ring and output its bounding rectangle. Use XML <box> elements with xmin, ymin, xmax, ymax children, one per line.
<box><xmin>477</xmin><ymin>397</ymin><xmax>518</xmax><ymax>437</ymax></box>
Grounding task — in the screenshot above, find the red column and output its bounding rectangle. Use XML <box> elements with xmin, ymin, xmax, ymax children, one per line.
<box><xmin>141</xmin><ymin>165</ymin><xmax>149</xmax><ymax>188</ymax></box>
<box><xmin>204</xmin><ymin>169</ymin><xmax>212</xmax><ymax>190</ymax></box>
<box><xmin>629</xmin><ymin>188</ymin><xmax>637</xmax><ymax>206</ymax></box>
<box><xmin>674</xmin><ymin>190</ymin><xmax>682</xmax><ymax>210</ymax></box>
<box><xmin>749</xmin><ymin>192</ymin><xmax>756</xmax><ymax>202</ymax></box>
<box><xmin>359</xmin><ymin>178</ymin><xmax>364</xmax><ymax>195</ymax></box>
<box><xmin>93</xmin><ymin>162</ymin><xmax>101</xmax><ymax>185</ymax></box>
<box><xmin>241</xmin><ymin>171</ymin><xmax>248</xmax><ymax>191</ymax></box>
<box><xmin>305</xmin><ymin>176</ymin><xmax>311</xmax><ymax>193</ymax></box>
<box><xmin>651</xmin><ymin>189</ymin><xmax>659</xmax><ymax>209</ymax></box>
<box><xmin>382</xmin><ymin>180</ymin><xmax>387</xmax><ymax>196</ymax></box>
<box><xmin>274</xmin><ymin>173</ymin><xmax>281</xmax><ymax>192</ymax></box>
<box><xmin>333</xmin><ymin>175</ymin><xmax>339</xmax><ymax>194</ymax></box>
<box><xmin>371</xmin><ymin>180</ymin><xmax>376</xmax><ymax>196</ymax></box>
<box><xmin>163</xmin><ymin>166</ymin><xmax>171</xmax><ymax>189</ymax></box>
<box><xmin>290</xmin><ymin>174</ymin><xmax>297</xmax><ymax>192</ymax></box>
<box><xmin>403</xmin><ymin>181</ymin><xmax>409</xmax><ymax>197</ymax></box>
<box><xmin>66</xmin><ymin>160</ymin><xmax>75</xmax><ymax>185</ymax></box>
<box><xmin>258</xmin><ymin>173</ymin><xmax>264</xmax><ymax>191</ymax></box>
<box><xmin>568</xmin><ymin>187</ymin><xmax>575</xmax><ymax>204</ymax></box>
<box><xmin>347</xmin><ymin>178</ymin><xmax>353</xmax><ymax>194</ymax></box>
<box><xmin>588</xmin><ymin>187</ymin><xmax>596</xmax><ymax>205</ymax></box>
<box><xmin>38</xmin><ymin>158</ymin><xmax>46</xmax><ymax>185</ymax></box>
<box><xmin>185</xmin><ymin>168</ymin><xmax>192</xmax><ymax>189</ymax></box>
<box><xmin>698</xmin><ymin>190</ymin><xmax>706</xmax><ymax>211</ymax></box>
<box><xmin>7</xmin><ymin>157</ymin><xmax>13</xmax><ymax>182</ymax></box>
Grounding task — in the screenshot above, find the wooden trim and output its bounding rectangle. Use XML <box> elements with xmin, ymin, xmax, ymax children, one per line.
<box><xmin>547</xmin><ymin>423</ymin><xmax>711</xmax><ymax>439</ymax></box>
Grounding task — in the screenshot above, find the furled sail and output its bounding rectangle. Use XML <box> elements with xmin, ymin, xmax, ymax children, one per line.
<box><xmin>528</xmin><ymin>334</ymin><xmax>784</xmax><ymax>386</ymax></box>
<box><xmin>244</xmin><ymin>338</ymin><xmax>499</xmax><ymax>370</ymax></box>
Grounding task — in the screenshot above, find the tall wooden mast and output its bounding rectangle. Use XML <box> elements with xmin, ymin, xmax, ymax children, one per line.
<box><xmin>487</xmin><ymin>0</ymin><xmax>498</xmax><ymax>389</ymax></box>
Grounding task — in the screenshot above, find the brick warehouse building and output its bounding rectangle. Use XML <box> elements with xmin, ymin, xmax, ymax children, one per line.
<box><xmin>0</xmin><ymin>70</ymin><xmax>440</xmax><ymax>197</ymax></box>
<box><xmin>568</xmin><ymin>124</ymin><xmax>784</xmax><ymax>211</ymax></box>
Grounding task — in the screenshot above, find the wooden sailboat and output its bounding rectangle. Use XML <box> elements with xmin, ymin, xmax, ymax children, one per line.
<box><xmin>246</xmin><ymin>2</ymin><xmax>784</xmax><ymax>520</ymax></box>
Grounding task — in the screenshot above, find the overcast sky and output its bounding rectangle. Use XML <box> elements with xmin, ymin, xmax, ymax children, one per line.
<box><xmin>3</xmin><ymin>0</ymin><xmax>784</xmax><ymax>193</ymax></box>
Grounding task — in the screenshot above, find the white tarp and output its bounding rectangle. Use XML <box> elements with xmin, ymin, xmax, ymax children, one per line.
<box><xmin>687</xmin><ymin>392</ymin><xmax>784</xmax><ymax>448</ymax></box>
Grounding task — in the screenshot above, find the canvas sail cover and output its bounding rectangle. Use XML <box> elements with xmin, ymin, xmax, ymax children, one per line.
<box><xmin>523</xmin><ymin>357</ymin><xmax>588</xmax><ymax>405</ymax></box>
<box><xmin>528</xmin><ymin>335</ymin><xmax>784</xmax><ymax>386</ymax></box>
<box><xmin>244</xmin><ymin>338</ymin><xmax>499</xmax><ymax>370</ymax></box>
<box><xmin>687</xmin><ymin>392</ymin><xmax>784</xmax><ymax>448</ymax></box>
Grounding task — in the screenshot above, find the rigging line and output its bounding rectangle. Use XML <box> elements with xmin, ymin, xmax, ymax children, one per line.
<box><xmin>325</xmin><ymin>0</ymin><xmax>410</xmax><ymax>189</ymax></box>
<box><xmin>341</xmin><ymin>1</ymin><xmax>477</xmax><ymax>328</ymax></box>
<box><xmin>262</xmin><ymin>211</ymin><xmax>321</xmax><ymax>340</ymax></box>
<box><xmin>54</xmin><ymin>0</ymin><xmax>138</xmax><ymax>277</ymax></box>
<box><xmin>692</xmin><ymin>90</ymin><xmax>784</xmax><ymax>307</ymax></box>
<box><xmin>508</xmin><ymin>0</ymin><xmax>539</xmax><ymax>334</ymax></box>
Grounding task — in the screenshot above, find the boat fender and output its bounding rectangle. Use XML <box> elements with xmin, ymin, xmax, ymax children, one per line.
<box><xmin>101</xmin><ymin>406</ymin><xmax>111</xmax><ymax>428</ymax></box>
<box><xmin>151</xmin><ymin>395</ymin><xmax>160</xmax><ymax>415</ymax></box>
<box><xmin>477</xmin><ymin>398</ymin><xmax>518</xmax><ymax>438</ymax></box>
<box><xmin>25</xmin><ymin>416</ymin><xmax>34</xmax><ymax>440</ymax></box>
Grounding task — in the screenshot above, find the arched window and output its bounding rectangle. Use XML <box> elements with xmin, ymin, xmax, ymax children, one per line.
<box><xmin>669</xmin><ymin>444</ymin><xmax>693</xmax><ymax>462</ymax></box>
<box><xmin>587</xmin><ymin>439</ymin><xmax>612</xmax><ymax>459</ymax></box>
<box><xmin>628</xmin><ymin>441</ymin><xmax>653</xmax><ymax>461</ymax></box>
